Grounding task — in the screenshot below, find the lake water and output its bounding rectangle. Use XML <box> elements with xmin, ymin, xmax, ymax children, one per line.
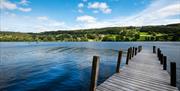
<box><xmin>0</xmin><ymin>42</ymin><xmax>180</xmax><ymax>91</ymax></box>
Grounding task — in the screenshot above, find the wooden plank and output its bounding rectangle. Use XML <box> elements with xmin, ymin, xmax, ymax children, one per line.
<box><xmin>112</xmin><ymin>75</ymin><xmax>177</xmax><ymax>90</ymax></box>
<box><xmin>109</xmin><ymin>77</ymin><xmax>162</xmax><ymax>91</ymax></box>
<box><xmin>96</xmin><ymin>49</ymin><xmax>179</xmax><ymax>91</ymax></box>
<box><xmin>97</xmin><ymin>85</ymin><xmax>112</xmax><ymax>91</ymax></box>
<box><xmin>107</xmin><ymin>78</ymin><xmax>151</xmax><ymax>91</ymax></box>
<box><xmin>102</xmin><ymin>82</ymin><xmax>130</xmax><ymax>91</ymax></box>
<box><xmin>114</xmin><ymin>73</ymin><xmax>171</xmax><ymax>86</ymax></box>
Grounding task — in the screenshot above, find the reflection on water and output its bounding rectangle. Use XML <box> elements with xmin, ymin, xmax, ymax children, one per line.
<box><xmin>0</xmin><ymin>42</ymin><xmax>180</xmax><ymax>91</ymax></box>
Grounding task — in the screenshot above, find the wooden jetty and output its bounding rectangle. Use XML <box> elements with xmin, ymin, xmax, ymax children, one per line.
<box><xmin>90</xmin><ymin>46</ymin><xmax>179</xmax><ymax>91</ymax></box>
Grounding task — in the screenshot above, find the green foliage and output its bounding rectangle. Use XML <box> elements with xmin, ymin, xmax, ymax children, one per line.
<box><xmin>0</xmin><ymin>23</ymin><xmax>180</xmax><ymax>41</ymax></box>
<box><xmin>116</xmin><ymin>35</ymin><xmax>124</xmax><ymax>41</ymax></box>
<box><xmin>102</xmin><ymin>35</ymin><xmax>116</xmax><ymax>41</ymax></box>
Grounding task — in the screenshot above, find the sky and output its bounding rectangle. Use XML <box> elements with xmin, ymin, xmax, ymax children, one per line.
<box><xmin>0</xmin><ymin>0</ymin><xmax>180</xmax><ymax>33</ymax></box>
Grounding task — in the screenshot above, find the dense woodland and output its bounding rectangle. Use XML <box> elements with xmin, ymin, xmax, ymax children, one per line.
<box><xmin>0</xmin><ymin>23</ymin><xmax>180</xmax><ymax>41</ymax></box>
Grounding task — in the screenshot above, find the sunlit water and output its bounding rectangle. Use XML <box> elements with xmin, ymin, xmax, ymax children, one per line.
<box><xmin>0</xmin><ymin>42</ymin><xmax>179</xmax><ymax>91</ymax></box>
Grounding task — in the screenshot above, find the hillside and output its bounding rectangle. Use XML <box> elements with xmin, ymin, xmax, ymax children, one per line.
<box><xmin>0</xmin><ymin>23</ymin><xmax>180</xmax><ymax>41</ymax></box>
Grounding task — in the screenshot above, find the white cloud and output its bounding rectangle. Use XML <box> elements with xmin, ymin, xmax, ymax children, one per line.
<box><xmin>103</xmin><ymin>8</ymin><xmax>111</xmax><ymax>14</ymax></box>
<box><xmin>19</xmin><ymin>0</ymin><xmax>30</xmax><ymax>6</ymax></box>
<box><xmin>78</xmin><ymin>9</ymin><xmax>83</xmax><ymax>13</ymax></box>
<box><xmin>76</xmin><ymin>15</ymin><xmax>96</xmax><ymax>23</ymax></box>
<box><xmin>88</xmin><ymin>2</ymin><xmax>112</xmax><ymax>14</ymax></box>
<box><xmin>78</xmin><ymin>3</ymin><xmax>84</xmax><ymax>8</ymax></box>
<box><xmin>49</xmin><ymin>22</ymin><xmax>65</xmax><ymax>27</ymax></box>
<box><xmin>0</xmin><ymin>0</ymin><xmax>32</xmax><ymax>12</ymax></box>
<box><xmin>77</xmin><ymin>3</ymin><xmax>84</xmax><ymax>13</ymax></box>
<box><xmin>1</xmin><ymin>13</ymin><xmax>67</xmax><ymax>32</ymax></box>
<box><xmin>4</xmin><ymin>12</ymin><xmax>16</xmax><ymax>17</ymax></box>
<box><xmin>0</xmin><ymin>0</ymin><xmax>17</xmax><ymax>10</ymax></box>
<box><xmin>119</xmin><ymin>0</ymin><xmax>180</xmax><ymax>26</ymax></box>
<box><xmin>74</xmin><ymin>0</ymin><xmax>180</xmax><ymax>29</ymax></box>
<box><xmin>18</xmin><ymin>7</ymin><xmax>31</xmax><ymax>12</ymax></box>
<box><xmin>1</xmin><ymin>0</ymin><xmax>180</xmax><ymax>32</ymax></box>
<box><xmin>157</xmin><ymin>4</ymin><xmax>180</xmax><ymax>18</ymax></box>
<box><xmin>37</xmin><ymin>16</ymin><xmax>48</xmax><ymax>21</ymax></box>
<box><xmin>75</xmin><ymin>21</ymin><xmax>112</xmax><ymax>29</ymax></box>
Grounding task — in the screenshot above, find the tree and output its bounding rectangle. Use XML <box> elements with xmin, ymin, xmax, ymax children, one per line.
<box><xmin>135</xmin><ymin>34</ymin><xmax>140</xmax><ymax>40</ymax></box>
<box><xmin>102</xmin><ymin>35</ymin><xmax>116</xmax><ymax>41</ymax></box>
<box><xmin>116</xmin><ymin>35</ymin><xmax>124</xmax><ymax>41</ymax></box>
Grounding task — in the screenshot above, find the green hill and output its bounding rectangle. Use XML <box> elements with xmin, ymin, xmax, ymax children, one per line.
<box><xmin>0</xmin><ymin>23</ymin><xmax>180</xmax><ymax>41</ymax></box>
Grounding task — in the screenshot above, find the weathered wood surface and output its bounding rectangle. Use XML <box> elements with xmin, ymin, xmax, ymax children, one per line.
<box><xmin>96</xmin><ymin>50</ymin><xmax>179</xmax><ymax>91</ymax></box>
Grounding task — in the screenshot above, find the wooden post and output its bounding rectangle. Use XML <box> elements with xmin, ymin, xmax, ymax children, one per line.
<box><xmin>159</xmin><ymin>49</ymin><xmax>160</xmax><ymax>59</ymax></box>
<box><xmin>133</xmin><ymin>47</ymin><xmax>135</xmax><ymax>56</ymax></box>
<box><xmin>90</xmin><ymin>56</ymin><xmax>100</xmax><ymax>91</ymax></box>
<box><xmin>135</xmin><ymin>47</ymin><xmax>137</xmax><ymax>55</ymax></box>
<box><xmin>157</xmin><ymin>48</ymin><xmax>160</xmax><ymax>57</ymax></box>
<box><xmin>139</xmin><ymin>46</ymin><xmax>141</xmax><ymax>52</ymax></box>
<box><xmin>163</xmin><ymin>56</ymin><xmax>167</xmax><ymax>70</ymax></box>
<box><xmin>158</xmin><ymin>50</ymin><xmax>160</xmax><ymax>60</ymax></box>
<box><xmin>158</xmin><ymin>51</ymin><xmax>160</xmax><ymax>60</ymax></box>
<box><xmin>159</xmin><ymin>50</ymin><xmax>161</xmax><ymax>60</ymax></box>
<box><xmin>132</xmin><ymin>47</ymin><xmax>135</xmax><ymax>57</ymax></box>
<box><xmin>170</xmin><ymin>62</ymin><xmax>176</xmax><ymax>87</ymax></box>
<box><xmin>160</xmin><ymin>53</ymin><xmax>162</xmax><ymax>62</ymax></box>
<box><xmin>129</xmin><ymin>47</ymin><xmax>132</xmax><ymax>60</ymax></box>
<box><xmin>116</xmin><ymin>50</ymin><xmax>123</xmax><ymax>73</ymax></box>
<box><xmin>130</xmin><ymin>47</ymin><xmax>132</xmax><ymax>59</ymax></box>
<box><xmin>140</xmin><ymin>46</ymin><xmax>142</xmax><ymax>52</ymax></box>
<box><xmin>126</xmin><ymin>48</ymin><xmax>130</xmax><ymax>65</ymax></box>
<box><xmin>160</xmin><ymin>54</ymin><xmax>163</xmax><ymax>64</ymax></box>
<box><xmin>153</xmin><ymin>46</ymin><xmax>156</xmax><ymax>53</ymax></box>
<box><xmin>138</xmin><ymin>46</ymin><xmax>140</xmax><ymax>52</ymax></box>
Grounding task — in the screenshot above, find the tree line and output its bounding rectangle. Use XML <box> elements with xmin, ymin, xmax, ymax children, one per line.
<box><xmin>0</xmin><ymin>23</ymin><xmax>179</xmax><ymax>41</ymax></box>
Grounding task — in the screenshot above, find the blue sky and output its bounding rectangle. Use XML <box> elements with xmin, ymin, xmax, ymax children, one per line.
<box><xmin>0</xmin><ymin>0</ymin><xmax>180</xmax><ymax>32</ymax></box>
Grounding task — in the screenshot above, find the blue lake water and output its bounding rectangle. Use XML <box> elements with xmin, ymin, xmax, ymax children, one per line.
<box><xmin>0</xmin><ymin>42</ymin><xmax>180</xmax><ymax>91</ymax></box>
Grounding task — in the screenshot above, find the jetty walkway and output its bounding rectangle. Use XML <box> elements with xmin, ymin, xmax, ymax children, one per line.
<box><xmin>90</xmin><ymin>46</ymin><xmax>179</xmax><ymax>91</ymax></box>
